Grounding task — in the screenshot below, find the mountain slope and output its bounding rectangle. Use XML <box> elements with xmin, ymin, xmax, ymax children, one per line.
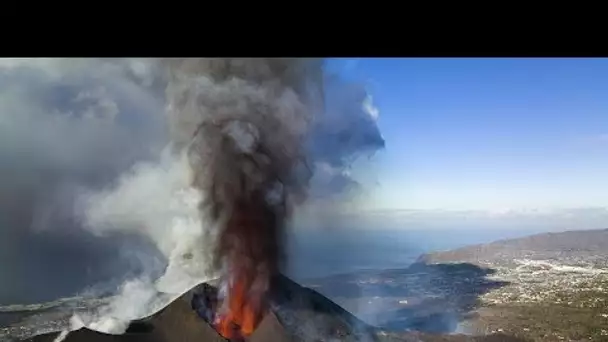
<box><xmin>418</xmin><ymin>228</ymin><xmax>608</xmax><ymax>268</ymax></box>
<box><xmin>416</xmin><ymin>228</ymin><xmax>608</xmax><ymax>341</ymax></box>
<box><xmin>12</xmin><ymin>274</ymin><xmax>526</xmax><ymax>342</ymax></box>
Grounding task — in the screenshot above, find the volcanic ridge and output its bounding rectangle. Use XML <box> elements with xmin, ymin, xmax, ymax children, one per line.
<box><xmin>13</xmin><ymin>274</ymin><xmax>526</xmax><ymax>342</ymax></box>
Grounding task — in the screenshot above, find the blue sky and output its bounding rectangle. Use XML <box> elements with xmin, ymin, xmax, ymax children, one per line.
<box><xmin>332</xmin><ymin>58</ymin><xmax>608</xmax><ymax>211</ymax></box>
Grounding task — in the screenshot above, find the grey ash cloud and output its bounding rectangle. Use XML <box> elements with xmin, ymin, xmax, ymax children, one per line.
<box><xmin>0</xmin><ymin>59</ymin><xmax>167</xmax><ymax>303</ymax></box>
<box><xmin>0</xmin><ymin>58</ymin><xmax>385</xmax><ymax>308</ymax></box>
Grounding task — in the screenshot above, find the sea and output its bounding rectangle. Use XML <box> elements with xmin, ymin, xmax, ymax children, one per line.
<box><xmin>285</xmin><ymin>227</ymin><xmax>544</xmax><ymax>281</ymax></box>
<box><xmin>0</xmin><ymin>226</ymin><xmax>548</xmax><ymax>340</ymax></box>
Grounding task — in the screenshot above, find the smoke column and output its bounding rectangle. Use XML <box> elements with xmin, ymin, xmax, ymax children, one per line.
<box><xmin>0</xmin><ymin>58</ymin><xmax>384</xmax><ymax>337</ymax></box>
<box><xmin>163</xmin><ymin>59</ymin><xmax>325</xmax><ymax>336</ymax></box>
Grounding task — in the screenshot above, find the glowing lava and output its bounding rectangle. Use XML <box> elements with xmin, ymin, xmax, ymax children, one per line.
<box><xmin>214</xmin><ymin>274</ymin><xmax>261</xmax><ymax>340</ymax></box>
<box><xmin>213</xmin><ymin>197</ymin><xmax>276</xmax><ymax>341</ymax></box>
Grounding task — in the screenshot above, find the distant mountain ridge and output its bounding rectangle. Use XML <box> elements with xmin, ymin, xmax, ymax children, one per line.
<box><xmin>417</xmin><ymin>228</ymin><xmax>608</xmax><ymax>268</ymax></box>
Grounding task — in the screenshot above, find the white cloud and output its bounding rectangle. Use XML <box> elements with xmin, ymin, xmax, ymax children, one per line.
<box><xmin>362</xmin><ymin>94</ymin><xmax>379</xmax><ymax>121</ymax></box>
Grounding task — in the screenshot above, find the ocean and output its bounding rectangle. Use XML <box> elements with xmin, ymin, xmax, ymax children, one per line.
<box><xmin>286</xmin><ymin>227</ymin><xmax>543</xmax><ymax>280</ymax></box>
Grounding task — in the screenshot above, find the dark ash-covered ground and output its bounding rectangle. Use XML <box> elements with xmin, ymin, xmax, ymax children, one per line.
<box><xmin>3</xmin><ymin>274</ymin><xmax>526</xmax><ymax>342</ymax></box>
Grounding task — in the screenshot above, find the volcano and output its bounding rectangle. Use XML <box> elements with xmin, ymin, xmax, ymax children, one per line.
<box><xmin>25</xmin><ymin>274</ymin><xmax>528</xmax><ymax>342</ymax></box>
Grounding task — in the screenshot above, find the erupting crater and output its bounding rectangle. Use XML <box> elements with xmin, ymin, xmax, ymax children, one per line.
<box><xmin>213</xmin><ymin>274</ymin><xmax>265</xmax><ymax>340</ymax></box>
<box><xmin>191</xmin><ymin>274</ymin><xmax>378</xmax><ymax>342</ymax></box>
<box><xmin>207</xmin><ymin>197</ymin><xmax>278</xmax><ymax>341</ymax></box>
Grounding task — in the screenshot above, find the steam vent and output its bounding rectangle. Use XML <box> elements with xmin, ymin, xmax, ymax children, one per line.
<box><xmin>26</xmin><ymin>275</ymin><xmax>528</xmax><ymax>342</ymax></box>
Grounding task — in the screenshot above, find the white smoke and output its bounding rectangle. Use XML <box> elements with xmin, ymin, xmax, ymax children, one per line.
<box><xmin>70</xmin><ymin>150</ymin><xmax>219</xmax><ymax>334</ymax></box>
<box><xmin>82</xmin><ymin>150</ymin><xmax>208</xmax><ymax>276</ymax></box>
<box><xmin>0</xmin><ymin>58</ymin><xmax>216</xmax><ymax>335</ymax></box>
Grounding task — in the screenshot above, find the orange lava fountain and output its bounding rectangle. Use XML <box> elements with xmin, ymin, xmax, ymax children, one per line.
<box><xmin>214</xmin><ymin>274</ymin><xmax>260</xmax><ymax>340</ymax></box>
<box><xmin>213</xmin><ymin>196</ymin><xmax>277</xmax><ymax>341</ymax></box>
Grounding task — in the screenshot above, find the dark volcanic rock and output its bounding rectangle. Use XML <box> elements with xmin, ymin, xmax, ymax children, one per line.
<box><xmin>270</xmin><ymin>274</ymin><xmax>379</xmax><ymax>341</ymax></box>
<box><xmin>22</xmin><ymin>275</ymin><xmax>526</xmax><ymax>342</ymax></box>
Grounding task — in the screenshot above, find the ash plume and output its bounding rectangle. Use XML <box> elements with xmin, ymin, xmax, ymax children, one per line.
<box><xmin>0</xmin><ymin>58</ymin><xmax>385</xmax><ymax>338</ymax></box>
<box><xmin>163</xmin><ymin>59</ymin><xmax>326</xmax><ymax>330</ymax></box>
<box><xmin>162</xmin><ymin>58</ymin><xmax>386</xmax><ymax>338</ymax></box>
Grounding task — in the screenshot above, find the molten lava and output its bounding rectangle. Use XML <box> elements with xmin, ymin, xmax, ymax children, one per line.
<box><xmin>214</xmin><ymin>274</ymin><xmax>263</xmax><ymax>340</ymax></box>
<box><xmin>213</xmin><ymin>196</ymin><xmax>276</xmax><ymax>340</ymax></box>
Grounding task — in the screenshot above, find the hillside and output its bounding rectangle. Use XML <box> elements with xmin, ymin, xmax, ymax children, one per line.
<box><xmin>301</xmin><ymin>228</ymin><xmax>608</xmax><ymax>341</ymax></box>
<box><xmin>4</xmin><ymin>275</ymin><xmax>526</xmax><ymax>342</ymax></box>
<box><xmin>417</xmin><ymin>228</ymin><xmax>608</xmax><ymax>268</ymax></box>
<box><xmin>414</xmin><ymin>228</ymin><xmax>608</xmax><ymax>341</ymax></box>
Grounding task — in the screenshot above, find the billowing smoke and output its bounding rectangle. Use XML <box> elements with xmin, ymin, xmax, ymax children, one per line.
<box><xmin>0</xmin><ymin>58</ymin><xmax>384</xmax><ymax>336</ymax></box>
<box><xmin>0</xmin><ymin>58</ymin><xmax>168</xmax><ymax>304</ymax></box>
<box><xmin>163</xmin><ymin>59</ymin><xmax>326</xmax><ymax>336</ymax></box>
